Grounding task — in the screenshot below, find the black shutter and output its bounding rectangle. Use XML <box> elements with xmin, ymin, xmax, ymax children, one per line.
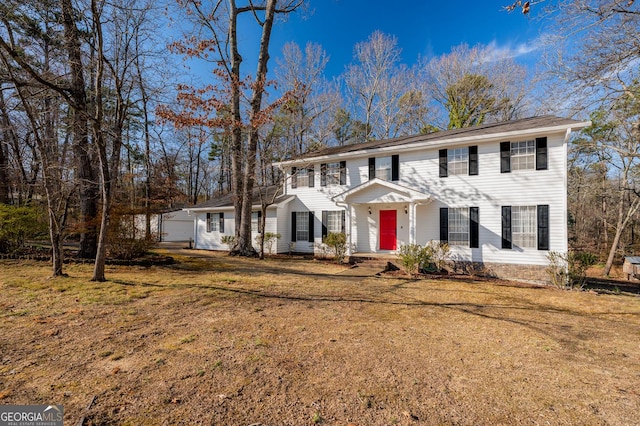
<box><xmin>502</xmin><ymin>206</ymin><xmax>512</xmax><ymax>249</ymax></box>
<box><xmin>439</xmin><ymin>149</ymin><xmax>448</xmax><ymax>177</ymax></box>
<box><xmin>469</xmin><ymin>146</ymin><xmax>478</xmax><ymax>176</ymax></box>
<box><xmin>500</xmin><ymin>142</ymin><xmax>511</xmax><ymax>173</ymax></box>
<box><xmin>470</xmin><ymin>207</ymin><xmax>479</xmax><ymax>248</ymax></box>
<box><xmin>339</xmin><ymin>161</ymin><xmax>347</xmax><ymax>185</ymax></box>
<box><xmin>308</xmin><ymin>167</ymin><xmax>315</xmax><ymax>187</ymax></box>
<box><xmin>537</xmin><ymin>205</ymin><xmax>549</xmax><ymax>250</ymax></box>
<box><xmin>308</xmin><ymin>211</ymin><xmax>315</xmax><ymax>242</ymax></box>
<box><xmin>440</xmin><ymin>208</ymin><xmax>449</xmax><ymax>242</ymax></box>
<box><xmin>341</xmin><ymin>210</ymin><xmax>346</xmax><ymax>233</ymax></box>
<box><xmin>206</xmin><ymin>213</ymin><xmax>211</xmax><ymax>232</ymax></box>
<box><xmin>391</xmin><ymin>154</ymin><xmax>400</xmax><ymax>181</ymax></box>
<box><xmin>291</xmin><ymin>212</ymin><xmax>297</xmax><ymax>242</ymax></box>
<box><xmin>536</xmin><ymin>137</ymin><xmax>548</xmax><ymax>170</ymax></box>
<box><xmin>219</xmin><ymin>212</ymin><xmax>224</xmax><ymax>233</ymax></box>
<box><xmin>321</xmin><ymin>211</ymin><xmax>328</xmax><ymax>239</ymax></box>
<box><xmin>368</xmin><ymin>157</ymin><xmax>375</xmax><ymax>180</ymax></box>
<box><xmin>320</xmin><ymin>163</ymin><xmax>327</xmax><ymax>186</ymax></box>
<box><xmin>291</xmin><ymin>167</ymin><xmax>297</xmax><ymax>188</ymax></box>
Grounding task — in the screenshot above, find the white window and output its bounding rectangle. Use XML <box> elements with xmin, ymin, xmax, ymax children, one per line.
<box><xmin>375</xmin><ymin>156</ymin><xmax>392</xmax><ymax>180</ymax></box>
<box><xmin>297</xmin><ymin>168</ymin><xmax>309</xmax><ymax>187</ymax></box>
<box><xmin>206</xmin><ymin>213</ymin><xmax>223</xmax><ymax>233</ymax></box>
<box><xmin>448</xmin><ymin>147</ymin><xmax>468</xmax><ymax>175</ymax></box>
<box><xmin>251</xmin><ymin>211</ymin><xmax>262</xmax><ymax>233</ymax></box>
<box><xmin>326</xmin><ymin>211</ymin><xmax>343</xmax><ymax>234</ymax></box>
<box><xmin>296</xmin><ymin>211</ymin><xmax>309</xmax><ymax>242</ymax></box>
<box><xmin>512</xmin><ymin>206</ymin><xmax>537</xmax><ymax>248</ymax></box>
<box><xmin>326</xmin><ymin>162</ymin><xmax>341</xmax><ymax>185</ymax></box>
<box><xmin>511</xmin><ymin>140</ymin><xmax>535</xmax><ymax>170</ymax></box>
<box><xmin>448</xmin><ymin>208</ymin><xmax>469</xmax><ymax>245</ymax></box>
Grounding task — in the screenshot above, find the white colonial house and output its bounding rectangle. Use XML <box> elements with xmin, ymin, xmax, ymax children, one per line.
<box><xmin>185</xmin><ymin>116</ymin><xmax>590</xmax><ymax>281</ymax></box>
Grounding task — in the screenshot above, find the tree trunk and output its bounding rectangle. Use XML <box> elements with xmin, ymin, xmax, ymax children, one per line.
<box><xmin>61</xmin><ymin>0</ymin><xmax>99</xmax><ymax>259</ymax></box>
<box><xmin>603</xmin><ymin>194</ymin><xmax>640</xmax><ymax>276</ymax></box>
<box><xmin>233</xmin><ymin>0</ymin><xmax>277</xmax><ymax>257</ymax></box>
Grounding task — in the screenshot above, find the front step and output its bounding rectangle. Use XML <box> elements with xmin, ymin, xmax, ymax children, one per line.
<box><xmin>347</xmin><ymin>255</ymin><xmax>400</xmax><ymax>272</ymax></box>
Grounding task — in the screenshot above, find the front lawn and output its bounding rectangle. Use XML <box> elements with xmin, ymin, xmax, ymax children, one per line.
<box><xmin>0</xmin><ymin>255</ymin><xmax>638</xmax><ymax>425</ymax></box>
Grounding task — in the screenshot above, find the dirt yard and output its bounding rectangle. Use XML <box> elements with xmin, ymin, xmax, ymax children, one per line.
<box><xmin>1</xmin><ymin>251</ymin><xmax>639</xmax><ymax>425</ymax></box>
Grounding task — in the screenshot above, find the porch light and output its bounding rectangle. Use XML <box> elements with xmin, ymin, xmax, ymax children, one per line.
<box><xmin>404</xmin><ymin>205</ymin><xmax>408</xmax><ymax>214</ymax></box>
<box><xmin>368</xmin><ymin>206</ymin><xmax>372</xmax><ymax>215</ymax></box>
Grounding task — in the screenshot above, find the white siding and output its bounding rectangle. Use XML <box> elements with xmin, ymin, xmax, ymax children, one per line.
<box><xmin>283</xmin><ymin>130</ymin><xmax>568</xmax><ymax>266</ymax></box>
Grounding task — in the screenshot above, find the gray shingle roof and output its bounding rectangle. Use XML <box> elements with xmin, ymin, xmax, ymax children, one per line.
<box><xmin>187</xmin><ymin>185</ymin><xmax>291</xmax><ymax>210</ymax></box>
<box><xmin>293</xmin><ymin>115</ymin><xmax>587</xmax><ymax>160</ymax></box>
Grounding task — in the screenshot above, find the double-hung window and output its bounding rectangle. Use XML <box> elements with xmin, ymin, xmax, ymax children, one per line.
<box><xmin>439</xmin><ymin>146</ymin><xmax>478</xmax><ymax>177</ymax></box>
<box><xmin>500</xmin><ymin>137</ymin><xmax>548</xmax><ymax>173</ymax></box>
<box><xmin>368</xmin><ymin>155</ymin><xmax>399</xmax><ymax>181</ymax></box>
<box><xmin>512</xmin><ymin>206</ymin><xmax>537</xmax><ymax>248</ymax></box>
<box><xmin>206</xmin><ymin>212</ymin><xmax>224</xmax><ymax>233</ymax></box>
<box><xmin>326</xmin><ymin>162</ymin><xmax>341</xmax><ymax>185</ymax></box>
<box><xmin>251</xmin><ymin>211</ymin><xmax>262</xmax><ymax>233</ymax></box>
<box><xmin>448</xmin><ymin>148</ymin><xmax>468</xmax><ymax>175</ymax></box>
<box><xmin>291</xmin><ymin>166</ymin><xmax>314</xmax><ymax>188</ymax></box>
<box><xmin>321</xmin><ymin>161</ymin><xmax>346</xmax><ymax>186</ymax></box>
<box><xmin>321</xmin><ymin>210</ymin><xmax>345</xmax><ymax>239</ymax></box>
<box><xmin>291</xmin><ymin>211</ymin><xmax>315</xmax><ymax>243</ymax></box>
<box><xmin>439</xmin><ymin>207</ymin><xmax>479</xmax><ymax>248</ymax></box>
<box><xmin>502</xmin><ymin>205</ymin><xmax>549</xmax><ymax>250</ymax></box>
<box><xmin>511</xmin><ymin>140</ymin><xmax>535</xmax><ymax>170</ymax></box>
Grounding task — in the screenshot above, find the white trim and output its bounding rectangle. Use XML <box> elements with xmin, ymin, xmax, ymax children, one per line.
<box><xmin>184</xmin><ymin>195</ymin><xmax>294</xmax><ymax>213</ymax></box>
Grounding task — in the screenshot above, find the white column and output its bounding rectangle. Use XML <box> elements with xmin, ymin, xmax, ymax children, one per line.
<box><xmin>408</xmin><ymin>202</ymin><xmax>416</xmax><ymax>245</ymax></box>
<box><xmin>346</xmin><ymin>203</ymin><xmax>353</xmax><ymax>255</ymax></box>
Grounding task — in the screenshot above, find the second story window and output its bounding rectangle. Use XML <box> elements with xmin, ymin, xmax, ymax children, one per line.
<box><xmin>439</xmin><ymin>147</ymin><xmax>478</xmax><ymax>177</ymax></box>
<box><xmin>511</xmin><ymin>140</ymin><xmax>535</xmax><ymax>170</ymax></box>
<box><xmin>375</xmin><ymin>156</ymin><xmax>392</xmax><ymax>180</ymax></box>
<box><xmin>368</xmin><ymin>155</ymin><xmax>399</xmax><ymax>181</ymax></box>
<box><xmin>291</xmin><ymin>166</ymin><xmax>314</xmax><ymax>188</ymax></box>
<box><xmin>321</xmin><ymin>161</ymin><xmax>346</xmax><ymax>186</ymax></box>
<box><xmin>326</xmin><ymin>162</ymin><xmax>341</xmax><ymax>185</ymax></box>
<box><xmin>500</xmin><ymin>137</ymin><xmax>547</xmax><ymax>173</ymax></box>
<box><xmin>448</xmin><ymin>148</ymin><xmax>468</xmax><ymax>175</ymax></box>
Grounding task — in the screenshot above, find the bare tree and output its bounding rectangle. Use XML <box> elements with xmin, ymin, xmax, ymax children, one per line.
<box><xmin>423</xmin><ymin>44</ymin><xmax>530</xmax><ymax>129</ymax></box>
<box><xmin>160</xmin><ymin>0</ymin><xmax>303</xmax><ymax>257</ymax></box>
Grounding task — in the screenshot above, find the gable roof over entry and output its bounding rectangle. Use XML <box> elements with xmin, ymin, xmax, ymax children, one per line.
<box><xmin>332</xmin><ymin>178</ymin><xmax>431</xmax><ymax>205</ymax></box>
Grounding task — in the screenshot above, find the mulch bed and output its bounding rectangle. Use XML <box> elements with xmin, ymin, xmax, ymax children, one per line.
<box><xmin>0</xmin><ymin>246</ymin><xmax>174</xmax><ymax>266</ymax></box>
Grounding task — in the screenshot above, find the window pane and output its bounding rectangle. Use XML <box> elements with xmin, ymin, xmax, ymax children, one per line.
<box><xmin>296</xmin><ymin>211</ymin><xmax>309</xmax><ymax>241</ymax></box>
<box><xmin>209</xmin><ymin>213</ymin><xmax>218</xmax><ymax>232</ymax></box>
<box><xmin>448</xmin><ymin>208</ymin><xmax>469</xmax><ymax>245</ymax></box>
<box><xmin>448</xmin><ymin>147</ymin><xmax>468</xmax><ymax>175</ymax></box>
<box><xmin>511</xmin><ymin>140</ymin><xmax>535</xmax><ymax>170</ymax></box>
<box><xmin>297</xmin><ymin>168</ymin><xmax>309</xmax><ymax>187</ymax></box>
<box><xmin>375</xmin><ymin>156</ymin><xmax>392</xmax><ymax>180</ymax></box>
<box><xmin>327</xmin><ymin>162</ymin><xmax>340</xmax><ymax>185</ymax></box>
<box><xmin>327</xmin><ymin>211</ymin><xmax>342</xmax><ymax>234</ymax></box>
<box><xmin>512</xmin><ymin>206</ymin><xmax>537</xmax><ymax>248</ymax></box>
<box><xmin>251</xmin><ymin>211</ymin><xmax>260</xmax><ymax>233</ymax></box>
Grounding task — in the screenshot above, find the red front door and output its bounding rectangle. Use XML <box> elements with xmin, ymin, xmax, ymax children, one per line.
<box><xmin>379</xmin><ymin>210</ymin><xmax>397</xmax><ymax>250</ymax></box>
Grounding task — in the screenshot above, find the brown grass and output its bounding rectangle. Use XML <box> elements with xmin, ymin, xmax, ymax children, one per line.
<box><xmin>0</xmin><ymin>253</ymin><xmax>639</xmax><ymax>425</ymax></box>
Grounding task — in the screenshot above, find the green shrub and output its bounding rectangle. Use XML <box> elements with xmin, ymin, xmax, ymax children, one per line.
<box><xmin>106</xmin><ymin>212</ymin><xmax>156</xmax><ymax>260</ymax></box>
<box><xmin>255</xmin><ymin>232</ymin><xmax>280</xmax><ymax>255</ymax></box>
<box><xmin>323</xmin><ymin>232</ymin><xmax>348</xmax><ymax>263</ymax></box>
<box><xmin>0</xmin><ymin>204</ymin><xmax>47</xmax><ymax>253</ymax></box>
<box><xmin>547</xmin><ymin>250</ymin><xmax>597</xmax><ymax>289</ymax></box>
<box><xmin>397</xmin><ymin>243</ymin><xmax>429</xmax><ymax>276</ymax></box>
<box><xmin>221</xmin><ymin>235</ymin><xmax>236</xmax><ymax>250</ymax></box>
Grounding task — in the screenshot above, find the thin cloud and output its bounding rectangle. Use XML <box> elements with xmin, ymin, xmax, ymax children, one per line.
<box><xmin>483</xmin><ymin>38</ymin><xmax>543</xmax><ymax>61</ymax></box>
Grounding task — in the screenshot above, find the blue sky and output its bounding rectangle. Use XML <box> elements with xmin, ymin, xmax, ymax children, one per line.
<box><xmin>267</xmin><ymin>0</ymin><xmax>546</xmax><ymax>79</ymax></box>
